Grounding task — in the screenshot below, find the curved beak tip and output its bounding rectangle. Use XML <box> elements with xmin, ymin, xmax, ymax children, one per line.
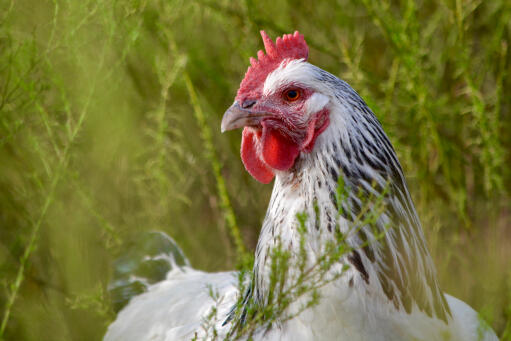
<box><xmin>220</xmin><ymin>108</ymin><xmax>235</xmax><ymax>133</ymax></box>
<box><xmin>221</xmin><ymin>102</ymin><xmax>263</xmax><ymax>133</ymax></box>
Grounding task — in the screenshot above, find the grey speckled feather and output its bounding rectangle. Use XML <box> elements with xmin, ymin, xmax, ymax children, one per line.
<box><xmin>249</xmin><ymin>61</ymin><xmax>450</xmax><ymax>323</ymax></box>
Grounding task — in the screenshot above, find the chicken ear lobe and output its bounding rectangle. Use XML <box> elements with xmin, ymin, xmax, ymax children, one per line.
<box><xmin>241</xmin><ymin>128</ymin><xmax>275</xmax><ymax>184</ymax></box>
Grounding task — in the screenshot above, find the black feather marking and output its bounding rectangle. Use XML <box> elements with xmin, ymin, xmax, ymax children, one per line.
<box><xmin>348</xmin><ymin>250</ymin><xmax>369</xmax><ymax>284</ymax></box>
<box><xmin>329</xmin><ymin>189</ymin><xmax>338</xmax><ymax>209</ymax></box>
<box><xmin>340</xmin><ymin>163</ymin><xmax>352</xmax><ymax>179</ymax></box>
<box><xmin>329</xmin><ymin>164</ymin><xmax>339</xmax><ymax>183</ymax></box>
<box><xmin>341</xmin><ymin>140</ymin><xmax>352</xmax><ymax>161</ymax></box>
<box><xmin>331</xmin><ymin>141</ymin><xmax>338</xmax><ymax>155</ymax></box>
<box><xmin>326</xmin><ymin>213</ymin><xmax>334</xmax><ymax>233</ymax></box>
<box><xmin>333</xmin><ymin>156</ymin><xmax>342</xmax><ymax>168</ymax></box>
<box><xmin>358</xmin><ymin>229</ymin><xmax>375</xmax><ymax>262</ymax></box>
<box><xmin>313</xmin><ymin>195</ymin><xmax>320</xmax><ymax>230</ymax></box>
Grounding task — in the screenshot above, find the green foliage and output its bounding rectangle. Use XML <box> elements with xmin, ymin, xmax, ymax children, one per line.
<box><xmin>0</xmin><ymin>0</ymin><xmax>509</xmax><ymax>340</ymax></box>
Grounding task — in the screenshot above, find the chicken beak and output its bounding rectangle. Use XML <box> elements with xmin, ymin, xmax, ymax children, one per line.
<box><xmin>221</xmin><ymin>102</ymin><xmax>266</xmax><ymax>133</ymax></box>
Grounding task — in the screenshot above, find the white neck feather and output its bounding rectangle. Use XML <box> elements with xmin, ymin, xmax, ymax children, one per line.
<box><xmin>252</xmin><ymin>94</ymin><xmax>451</xmax><ymax>323</ymax></box>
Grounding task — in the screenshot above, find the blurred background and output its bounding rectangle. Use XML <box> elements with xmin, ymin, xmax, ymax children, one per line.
<box><xmin>0</xmin><ymin>0</ymin><xmax>510</xmax><ymax>339</ymax></box>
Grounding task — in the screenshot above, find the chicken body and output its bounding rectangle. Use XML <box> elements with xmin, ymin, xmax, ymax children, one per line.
<box><xmin>104</xmin><ymin>32</ymin><xmax>498</xmax><ymax>341</ymax></box>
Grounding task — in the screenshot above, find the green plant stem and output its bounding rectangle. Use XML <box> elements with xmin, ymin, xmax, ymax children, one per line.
<box><xmin>0</xmin><ymin>4</ymin><xmax>113</xmax><ymax>335</ymax></box>
<box><xmin>183</xmin><ymin>72</ymin><xmax>248</xmax><ymax>264</ymax></box>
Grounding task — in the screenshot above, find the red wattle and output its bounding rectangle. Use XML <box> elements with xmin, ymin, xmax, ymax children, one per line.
<box><xmin>261</xmin><ymin>123</ymin><xmax>300</xmax><ymax>171</ymax></box>
<box><xmin>240</xmin><ymin>114</ymin><xmax>326</xmax><ymax>184</ymax></box>
<box><xmin>241</xmin><ymin>128</ymin><xmax>274</xmax><ymax>184</ymax></box>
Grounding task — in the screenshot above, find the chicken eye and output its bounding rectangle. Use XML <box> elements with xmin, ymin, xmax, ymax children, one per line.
<box><xmin>284</xmin><ymin>89</ymin><xmax>300</xmax><ymax>101</ymax></box>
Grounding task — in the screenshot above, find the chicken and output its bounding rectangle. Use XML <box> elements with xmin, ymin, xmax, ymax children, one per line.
<box><xmin>104</xmin><ymin>31</ymin><xmax>498</xmax><ymax>341</ymax></box>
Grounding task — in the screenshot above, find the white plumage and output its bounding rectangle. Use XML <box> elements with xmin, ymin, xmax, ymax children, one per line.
<box><xmin>105</xmin><ymin>268</ymin><xmax>496</xmax><ymax>340</ymax></box>
<box><xmin>104</xmin><ymin>32</ymin><xmax>498</xmax><ymax>341</ymax></box>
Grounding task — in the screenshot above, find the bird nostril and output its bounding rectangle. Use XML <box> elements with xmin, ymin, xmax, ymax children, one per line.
<box><xmin>242</xmin><ymin>99</ymin><xmax>256</xmax><ymax>109</ymax></box>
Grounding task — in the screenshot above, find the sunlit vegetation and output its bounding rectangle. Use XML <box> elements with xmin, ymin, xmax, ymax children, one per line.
<box><xmin>0</xmin><ymin>0</ymin><xmax>509</xmax><ymax>340</ymax></box>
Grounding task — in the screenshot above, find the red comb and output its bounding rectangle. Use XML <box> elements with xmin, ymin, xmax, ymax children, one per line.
<box><xmin>236</xmin><ymin>31</ymin><xmax>309</xmax><ymax>100</ymax></box>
